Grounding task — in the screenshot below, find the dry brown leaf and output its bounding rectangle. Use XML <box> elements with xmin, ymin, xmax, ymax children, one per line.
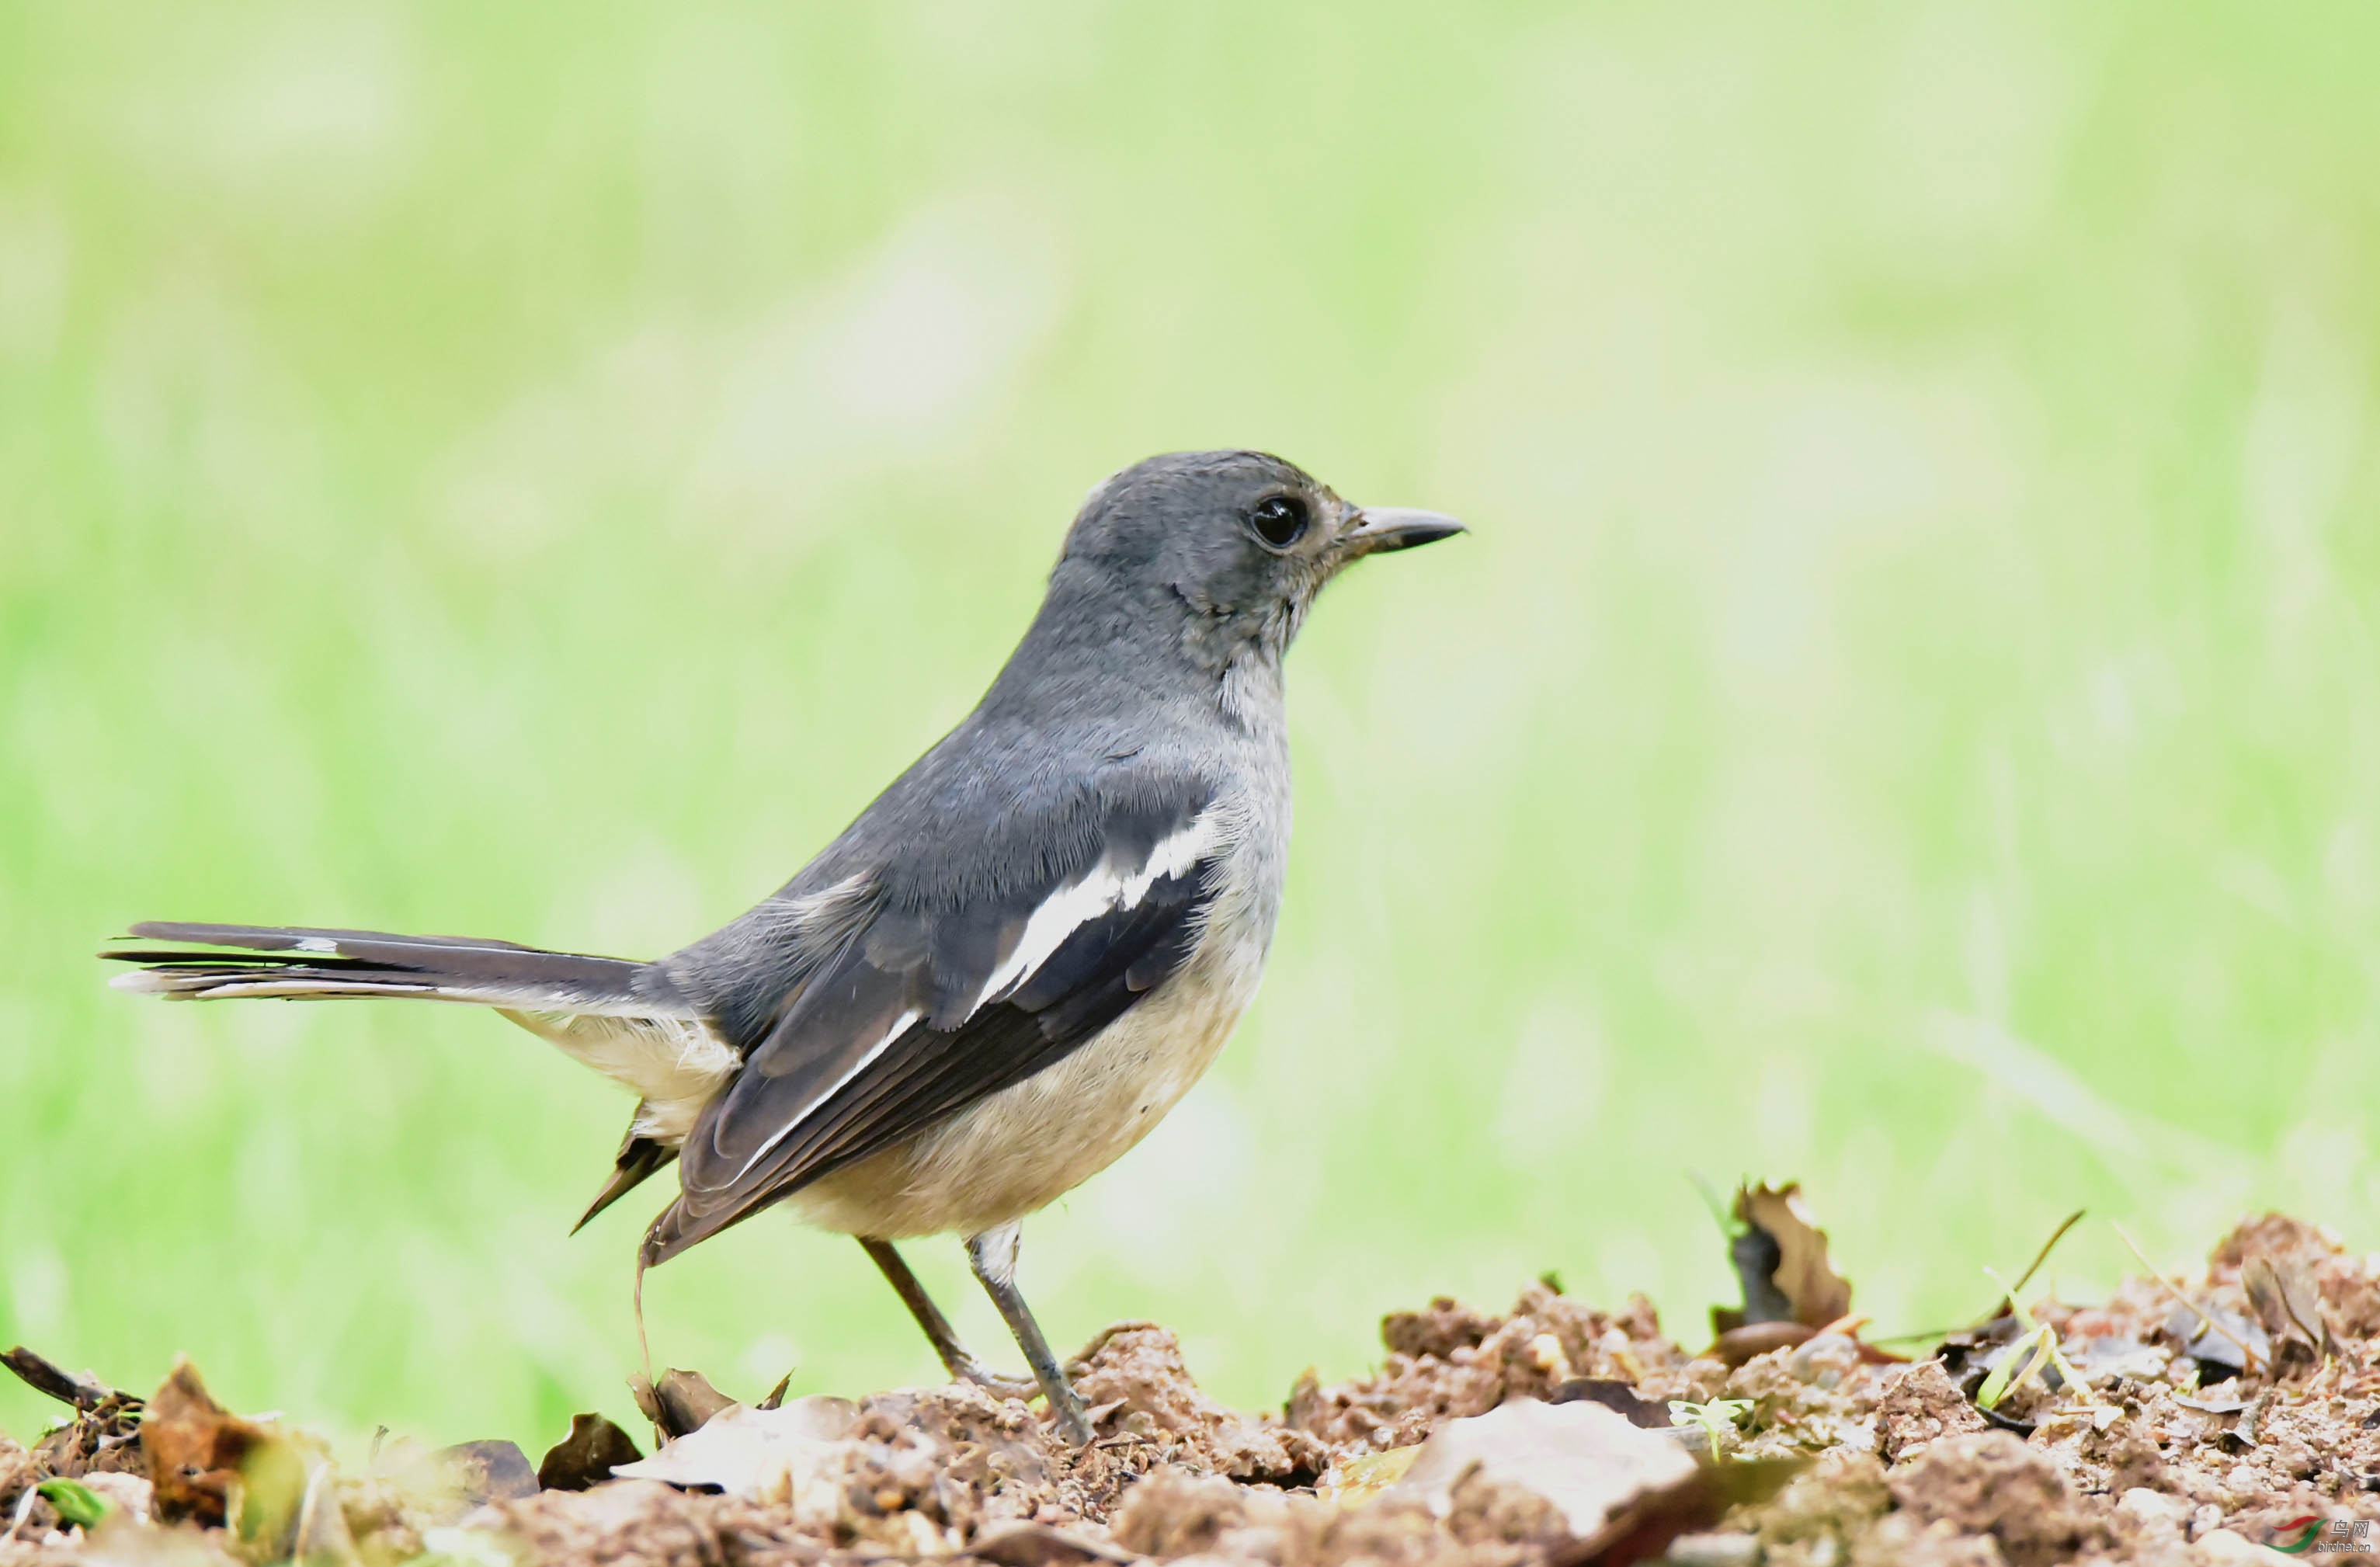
<box><xmin>142</xmin><ymin>1361</ymin><xmax>267</xmax><ymax>1529</ymax></box>
<box><xmin>431</xmin><ymin>1440</ymin><xmax>538</xmax><ymax>1506</ymax></box>
<box><xmin>1388</xmin><ymin>1398</ymin><xmax>1696</xmax><ymax>1536</ymax></box>
<box><xmin>1735</xmin><ymin>1182</ymin><xmax>1853</xmax><ymax>1330</ymax></box>
<box><xmin>628</xmin><ymin>1368</ymin><xmax>738</xmax><ymax>1440</ymax></box>
<box><xmin>141</xmin><ymin>1360</ymin><xmax>311</xmax><ymax>1546</ymax></box>
<box><xmin>2242</xmin><ymin>1255</ymin><xmax>2334</xmax><ymax>1362</ymax></box>
<box><xmin>1559</xmin><ymin>1456</ymin><xmax>1810</xmax><ymax>1567</ymax></box>
<box><xmin>534</xmin><ymin>1413</ymin><xmax>644</xmax><ymax>1493</ymax></box>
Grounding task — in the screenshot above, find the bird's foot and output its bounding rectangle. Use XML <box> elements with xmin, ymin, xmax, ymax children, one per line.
<box><xmin>951</xmin><ymin>1356</ymin><xmax>1043</xmax><ymax>1403</ymax></box>
<box><xmin>952</xmin><ymin>1356</ymin><xmax>1091</xmax><ymax>1443</ymax></box>
<box><xmin>1042</xmin><ymin>1375</ymin><xmax>1094</xmax><ymax>1446</ymax></box>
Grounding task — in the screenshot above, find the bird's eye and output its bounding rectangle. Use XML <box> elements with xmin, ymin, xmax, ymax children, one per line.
<box><xmin>1247</xmin><ymin>495</ymin><xmax>1309</xmax><ymax>550</ymax></box>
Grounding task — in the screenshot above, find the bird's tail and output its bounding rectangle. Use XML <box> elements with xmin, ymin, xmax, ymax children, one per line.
<box><xmin>102</xmin><ymin>921</ymin><xmax>730</xmax><ymax>1229</ymax></box>
<box><xmin>102</xmin><ymin>921</ymin><xmax>688</xmax><ymax>1016</ymax></box>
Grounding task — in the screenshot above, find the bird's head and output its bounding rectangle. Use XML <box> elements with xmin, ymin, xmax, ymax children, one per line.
<box><xmin>1053</xmin><ymin>450</ymin><xmax>1464</xmax><ymax>674</ymax></box>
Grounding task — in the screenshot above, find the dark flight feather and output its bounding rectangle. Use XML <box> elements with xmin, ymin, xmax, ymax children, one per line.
<box><xmin>642</xmin><ymin>810</ymin><xmax>1218</xmax><ymax>1265</ymax></box>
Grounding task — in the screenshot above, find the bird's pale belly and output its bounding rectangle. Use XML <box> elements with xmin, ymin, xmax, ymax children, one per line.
<box><xmin>787</xmin><ymin>925</ymin><xmax>1267</xmax><ymax>1240</ymax></box>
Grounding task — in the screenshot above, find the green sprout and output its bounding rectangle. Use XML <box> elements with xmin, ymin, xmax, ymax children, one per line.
<box><xmin>36</xmin><ymin>1479</ymin><xmax>111</xmax><ymax>1531</ymax></box>
<box><xmin>1669</xmin><ymin>1397</ymin><xmax>1754</xmax><ymax>1452</ymax></box>
<box><xmin>1975</xmin><ymin>1266</ymin><xmax>2097</xmax><ymax>1411</ymax></box>
<box><xmin>1975</xmin><ymin>1324</ymin><xmax>2055</xmax><ymax>1410</ymax></box>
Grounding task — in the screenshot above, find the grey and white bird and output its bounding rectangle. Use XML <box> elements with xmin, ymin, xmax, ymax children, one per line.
<box><xmin>102</xmin><ymin>450</ymin><xmax>1462</xmax><ymax>1443</ymax></box>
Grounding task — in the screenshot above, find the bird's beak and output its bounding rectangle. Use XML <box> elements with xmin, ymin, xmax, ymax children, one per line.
<box><xmin>1341</xmin><ymin>506</ymin><xmax>1467</xmax><ymax>556</ymax></box>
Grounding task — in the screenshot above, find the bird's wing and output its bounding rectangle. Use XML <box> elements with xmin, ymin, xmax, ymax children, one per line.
<box><xmin>643</xmin><ymin>785</ymin><xmax>1226</xmax><ymax>1263</ymax></box>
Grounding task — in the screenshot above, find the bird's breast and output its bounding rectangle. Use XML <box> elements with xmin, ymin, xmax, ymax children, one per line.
<box><xmin>787</xmin><ymin>808</ymin><xmax>1284</xmax><ymax>1240</ymax></box>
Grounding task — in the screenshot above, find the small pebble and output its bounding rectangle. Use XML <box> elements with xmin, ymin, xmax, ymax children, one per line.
<box><xmin>2194</xmin><ymin>1527</ymin><xmax>2296</xmax><ymax>1565</ymax></box>
<box><xmin>1788</xmin><ymin>1333</ymin><xmax>1861</xmax><ymax>1390</ymax></box>
<box><xmin>1663</xmin><ymin>1531</ymin><xmax>1762</xmax><ymax>1567</ymax></box>
<box><xmin>2118</xmin><ymin>1486</ymin><xmax>2188</xmax><ymax>1526</ymax></box>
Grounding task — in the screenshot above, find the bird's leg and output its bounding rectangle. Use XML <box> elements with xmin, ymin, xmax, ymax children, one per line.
<box><xmin>855</xmin><ymin>1236</ymin><xmax>1038</xmax><ymax>1400</ymax></box>
<box><xmin>965</xmin><ymin>1222</ymin><xmax>1093</xmax><ymax>1445</ymax></box>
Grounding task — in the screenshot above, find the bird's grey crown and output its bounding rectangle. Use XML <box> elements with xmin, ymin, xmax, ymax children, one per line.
<box><xmin>1056</xmin><ymin>450</ymin><xmax>1317</xmax><ymax>575</ymax></box>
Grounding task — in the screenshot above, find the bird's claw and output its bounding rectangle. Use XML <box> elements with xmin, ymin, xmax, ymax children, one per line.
<box><xmin>954</xmin><ymin>1358</ymin><xmax>1093</xmax><ymax>1442</ymax></box>
<box><xmin>953</xmin><ymin>1359</ymin><xmax>1046</xmax><ymax>1403</ymax></box>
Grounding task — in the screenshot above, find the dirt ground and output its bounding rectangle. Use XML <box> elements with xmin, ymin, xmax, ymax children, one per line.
<box><xmin>8</xmin><ymin>1201</ymin><xmax>2380</xmax><ymax>1567</ymax></box>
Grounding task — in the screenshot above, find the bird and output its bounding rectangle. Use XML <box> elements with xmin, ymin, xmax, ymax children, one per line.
<box><xmin>102</xmin><ymin>450</ymin><xmax>1464</xmax><ymax>1444</ymax></box>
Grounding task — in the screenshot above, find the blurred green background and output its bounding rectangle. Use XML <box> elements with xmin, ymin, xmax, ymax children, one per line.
<box><xmin>5</xmin><ymin>0</ymin><xmax>2378</xmax><ymax>1455</ymax></box>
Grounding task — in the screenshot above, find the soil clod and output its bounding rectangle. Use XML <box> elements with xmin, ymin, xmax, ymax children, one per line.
<box><xmin>10</xmin><ymin>1204</ymin><xmax>2380</xmax><ymax>1567</ymax></box>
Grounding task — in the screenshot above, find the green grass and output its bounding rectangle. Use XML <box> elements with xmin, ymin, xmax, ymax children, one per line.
<box><xmin>5</xmin><ymin>0</ymin><xmax>2379</xmax><ymax>1456</ymax></box>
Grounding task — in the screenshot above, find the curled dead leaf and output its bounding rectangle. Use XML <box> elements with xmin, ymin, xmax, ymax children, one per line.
<box><xmin>1558</xmin><ymin>1457</ymin><xmax>1811</xmax><ymax>1567</ymax></box>
<box><xmin>2241</xmin><ymin>1255</ymin><xmax>2333</xmax><ymax>1364</ymax></box>
<box><xmin>629</xmin><ymin>1368</ymin><xmax>738</xmax><ymax>1441</ymax></box>
<box><xmin>142</xmin><ymin>1359</ymin><xmax>314</xmax><ymax>1548</ymax></box>
<box><xmin>1740</xmin><ymin>1183</ymin><xmax>1853</xmax><ymax>1329</ymax></box>
<box><xmin>142</xmin><ymin>1360</ymin><xmax>267</xmax><ymax>1529</ymax></box>
<box><xmin>432</xmin><ymin>1440</ymin><xmax>539</xmax><ymax>1506</ymax></box>
<box><xmin>1713</xmin><ymin>1183</ymin><xmax>1853</xmax><ymax>1336</ymax></box>
<box><xmin>536</xmin><ymin>1413</ymin><xmax>644</xmax><ymax>1493</ymax></box>
<box><xmin>1549</xmin><ymin>1379</ymin><xmax>1673</xmax><ymax>1430</ymax></box>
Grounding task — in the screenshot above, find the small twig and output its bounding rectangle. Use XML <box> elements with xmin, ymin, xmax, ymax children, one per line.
<box><xmin>1866</xmin><ymin>1324</ymin><xmax>1960</xmax><ymax>1346</ymax></box>
<box><xmin>633</xmin><ymin>1256</ymin><xmax>653</xmax><ymax>1401</ymax></box>
<box><xmin>2006</xmin><ymin>1210</ymin><xmax>2086</xmax><ymax>1303</ymax></box>
<box><xmin>1949</xmin><ymin>1211</ymin><xmax>2090</xmax><ymax>1353</ymax></box>
<box><xmin>2111</xmin><ymin>1221</ymin><xmax>2264</xmax><ymax>1375</ymax></box>
<box><xmin>2</xmin><ymin>1346</ymin><xmax>119</xmax><ymax>1412</ymax></box>
<box><xmin>1684</xmin><ymin>1170</ymin><xmax>1736</xmax><ymax>1237</ymax></box>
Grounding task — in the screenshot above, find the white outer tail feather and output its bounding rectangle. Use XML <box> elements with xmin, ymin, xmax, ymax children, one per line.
<box><xmin>108</xmin><ymin>925</ymin><xmax>735</xmax><ymax>1149</ymax></box>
